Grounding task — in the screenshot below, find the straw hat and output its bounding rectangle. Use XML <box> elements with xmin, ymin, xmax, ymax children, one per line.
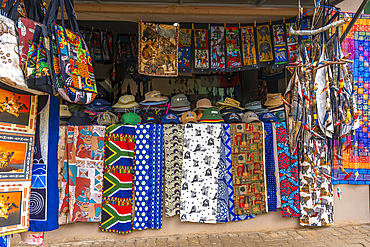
<box><xmin>141</xmin><ymin>90</ymin><xmax>168</xmax><ymax>103</ymax></box>
<box><xmin>264</xmin><ymin>93</ymin><xmax>283</xmax><ymax>109</ymax></box>
<box><xmin>216</xmin><ymin>97</ymin><xmax>244</xmax><ymax>110</ymax></box>
<box><xmin>60</xmin><ymin>105</ymin><xmax>72</xmax><ymax>118</ymax></box>
<box><xmin>113</xmin><ymin>95</ymin><xmax>139</xmax><ymax>109</ymax></box>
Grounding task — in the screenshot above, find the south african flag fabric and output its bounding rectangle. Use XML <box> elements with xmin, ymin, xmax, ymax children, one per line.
<box><xmin>100</xmin><ymin>124</ymin><xmax>135</xmax><ymax>234</ymax></box>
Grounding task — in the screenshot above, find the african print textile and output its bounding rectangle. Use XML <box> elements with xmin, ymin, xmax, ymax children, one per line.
<box><xmin>194</xmin><ymin>29</ymin><xmax>209</xmax><ymax>70</ymax></box>
<box><xmin>285</xmin><ymin>23</ymin><xmax>299</xmax><ymax>63</ymax></box>
<box><xmin>19</xmin><ymin>231</ymin><xmax>44</xmax><ymax>245</ymax></box>
<box><xmin>264</xmin><ymin>122</ymin><xmax>277</xmax><ymax>212</ymax></box>
<box><xmin>100</xmin><ymin>125</ymin><xmax>135</xmax><ymax>234</ymax></box>
<box><xmin>63</xmin><ymin>126</ymin><xmax>105</xmax><ymax>223</ymax></box>
<box><xmin>0</xmin><ymin>235</ymin><xmax>9</xmax><ymax>247</ymax></box>
<box><xmin>225</xmin><ymin>124</ymin><xmax>255</xmax><ymax>221</ymax></box>
<box><xmin>133</xmin><ymin>124</ymin><xmax>164</xmax><ymax>230</ymax></box>
<box><xmin>179</xmin><ymin>28</ymin><xmax>192</xmax><ymax>72</ymax></box>
<box><xmin>210</xmin><ymin>26</ymin><xmax>226</xmax><ymax>72</ymax></box>
<box><xmin>29</xmin><ymin>96</ymin><xmax>59</xmax><ymax>232</ymax></box>
<box><xmin>139</xmin><ymin>22</ymin><xmax>179</xmax><ymax>77</ymax></box>
<box><xmin>163</xmin><ymin>124</ymin><xmax>184</xmax><ymax>217</ymax></box>
<box><xmin>272</xmin><ymin>24</ymin><xmax>288</xmax><ymax>66</ymax></box>
<box><xmin>181</xmin><ymin>123</ymin><xmax>221</xmax><ymax>224</ymax></box>
<box><xmin>256</xmin><ymin>25</ymin><xmax>274</xmax><ymax>64</ymax></box>
<box><xmin>241</xmin><ymin>26</ymin><xmax>257</xmax><ymax>67</ymax></box>
<box><xmin>276</xmin><ymin>122</ymin><xmax>299</xmax><ymax>217</ymax></box>
<box><xmin>58</xmin><ymin>126</ymin><xmax>68</xmax><ymax>225</ymax></box>
<box><xmin>333</xmin><ymin>13</ymin><xmax>370</xmax><ymax>184</ymax></box>
<box><xmin>230</xmin><ymin>122</ymin><xmax>267</xmax><ymax>215</ymax></box>
<box><xmin>226</xmin><ymin>27</ymin><xmax>242</xmax><ymax>70</ymax></box>
<box><xmin>300</xmin><ymin>139</ymin><xmax>334</xmax><ymax>226</ymax></box>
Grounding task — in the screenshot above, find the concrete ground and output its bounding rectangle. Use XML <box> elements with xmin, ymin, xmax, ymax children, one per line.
<box><xmin>12</xmin><ymin>223</ymin><xmax>370</xmax><ymax>247</ymax></box>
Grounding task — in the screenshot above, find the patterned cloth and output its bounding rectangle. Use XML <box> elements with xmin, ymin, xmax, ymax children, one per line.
<box><xmin>133</xmin><ymin>124</ymin><xmax>164</xmax><ymax>230</ymax></box>
<box><xmin>58</xmin><ymin>126</ymin><xmax>68</xmax><ymax>225</ymax></box>
<box><xmin>163</xmin><ymin>124</ymin><xmax>185</xmax><ymax>217</ymax></box>
<box><xmin>19</xmin><ymin>232</ymin><xmax>44</xmax><ymax>246</ymax></box>
<box><xmin>230</xmin><ymin>123</ymin><xmax>268</xmax><ymax>215</ymax></box>
<box><xmin>225</xmin><ymin>124</ymin><xmax>255</xmax><ymax>221</ymax></box>
<box><xmin>100</xmin><ymin>125</ymin><xmax>135</xmax><ymax>234</ymax></box>
<box><xmin>0</xmin><ymin>235</ymin><xmax>9</xmax><ymax>247</ymax></box>
<box><xmin>210</xmin><ymin>26</ymin><xmax>226</xmax><ymax>71</ymax></box>
<box><xmin>181</xmin><ymin>123</ymin><xmax>222</xmax><ymax>224</ymax></box>
<box><xmin>276</xmin><ymin>122</ymin><xmax>299</xmax><ymax>217</ymax></box>
<box><xmin>264</xmin><ymin>122</ymin><xmax>277</xmax><ymax>212</ymax></box>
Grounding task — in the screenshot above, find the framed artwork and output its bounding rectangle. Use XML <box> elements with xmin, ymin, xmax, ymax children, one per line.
<box><xmin>0</xmin><ymin>181</ymin><xmax>31</xmax><ymax>236</ymax></box>
<box><xmin>0</xmin><ymin>132</ymin><xmax>34</xmax><ymax>181</ymax></box>
<box><xmin>0</xmin><ymin>88</ymin><xmax>37</xmax><ymax>134</ymax></box>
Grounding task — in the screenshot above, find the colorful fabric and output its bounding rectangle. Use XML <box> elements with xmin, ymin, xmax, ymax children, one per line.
<box><xmin>138</xmin><ymin>22</ymin><xmax>179</xmax><ymax>76</ymax></box>
<box><xmin>181</xmin><ymin>123</ymin><xmax>222</xmax><ymax>224</ymax></box>
<box><xmin>58</xmin><ymin>126</ymin><xmax>68</xmax><ymax>225</ymax></box>
<box><xmin>210</xmin><ymin>26</ymin><xmax>226</xmax><ymax>71</ymax></box>
<box><xmin>0</xmin><ymin>235</ymin><xmax>9</xmax><ymax>247</ymax></box>
<box><xmin>256</xmin><ymin>25</ymin><xmax>274</xmax><ymax>63</ymax></box>
<box><xmin>93</xmin><ymin>31</ymin><xmax>102</xmax><ymax>62</ymax></box>
<box><xmin>133</xmin><ymin>124</ymin><xmax>164</xmax><ymax>230</ymax></box>
<box><xmin>29</xmin><ymin>96</ymin><xmax>59</xmax><ymax>232</ymax></box>
<box><xmin>225</xmin><ymin>124</ymin><xmax>255</xmax><ymax>221</ymax></box>
<box><xmin>272</xmin><ymin>24</ymin><xmax>288</xmax><ymax>65</ymax></box>
<box><xmin>100</xmin><ymin>125</ymin><xmax>135</xmax><ymax>234</ymax></box>
<box><xmin>276</xmin><ymin>122</ymin><xmax>299</xmax><ymax>217</ymax></box>
<box><xmin>226</xmin><ymin>27</ymin><xmax>242</xmax><ymax>70</ymax></box>
<box><xmin>285</xmin><ymin>23</ymin><xmax>299</xmax><ymax>63</ymax></box>
<box><xmin>264</xmin><ymin>122</ymin><xmax>277</xmax><ymax>212</ymax></box>
<box><xmin>19</xmin><ymin>231</ymin><xmax>44</xmax><ymax>245</ymax></box>
<box><xmin>230</xmin><ymin>123</ymin><xmax>267</xmax><ymax>215</ymax></box>
<box><xmin>194</xmin><ymin>29</ymin><xmax>209</xmax><ymax>70</ymax></box>
<box><xmin>179</xmin><ymin>28</ymin><xmax>191</xmax><ymax>71</ymax></box>
<box><xmin>163</xmin><ymin>124</ymin><xmax>184</xmax><ymax>217</ymax></box>
<box><xmin>241</xmin><ymin>26</ymin><xmax>257</xmax><ymax>67</ymax></box>
<box><xmin>63</xmin><ymin>126</ymin><xmax>105</xmax><ymax>223</ymax></box>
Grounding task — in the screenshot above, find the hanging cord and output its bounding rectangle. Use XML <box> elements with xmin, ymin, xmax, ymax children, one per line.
<box><xmin>289</xmin><ymin>5</ymin><xmax>350</xmax><ymax>36</ymax></box>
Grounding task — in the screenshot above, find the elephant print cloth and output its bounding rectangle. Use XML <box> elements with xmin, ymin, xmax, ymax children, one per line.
<box><xmin>133</xmin><ymin>124</ymin><xmax>164</xmax><ymax>230</ymax></box>
<box><xmin>230</xmin><ymin>123</ymin><xmax>268</xmax><ymax>215</ymax></box>
<box><xmin>300</xmin><ymin>139</ymin><xmax>334</xmax><ymax>226</ymax></box>
<box><xmin>180</xmin><ymin>123</ymin><xmax>222</xmax><ymax>224</ymax></box>
<box><xmin>138</xmin><ymin>22</ymin><xmax>179</xmax><ymax>77</ymax></box>
<box><xmin>163</xmin><ymin>124</ymin><xmax>185</xmax><ymax>217</ymax></box>
<box><xmin>100</xmin><ymin>125</ymin><xmax>135</xmax><ymax>234</ymax></box>
<box><xmin>276</xmin><ymin>122</ymin><xmax>299</xmax><ymax>217</ymax></box>
<box><xmin>62</xmin><ymin>126</ymin><xmax>105</xmax><ymax>223</ymax></box>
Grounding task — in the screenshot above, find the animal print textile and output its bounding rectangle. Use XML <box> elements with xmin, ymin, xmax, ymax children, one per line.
<box><xmin>163</xmin><ymin>124</ymin><xmax>184</xmax><ymax>217</ymax></box>
<box><xmin>230</xmin><ymin>123</ymin><xmax>268</xmax><ymax>215</ymax></box>
<box><xmin>194</xmin><ymin>29</ymin><xmax>210</xmax><ymax>71</ymax></box>
<box><xmin>139</xmin><ymin>22</ymin><xmax>179</xmax><ymax>77</ymax></box>
<box><xmin>256</xmin><ymin>25</ymin><xmax>274</xmax><ymax>64</ymax></box>
<box><xmin>241</xmin><ymin>26</ymin><xmax>257</xmax><ymax>67</ymax></box>
<box><xmin>272</xmin><ymin>24</ymin><xmax>288</xmax><ymax>66</ymax></box>
<box><xmin>180</xmin><ymin>123</ymin><xmax>222</xmax><ymax>224</ymax></box>
<box><xmin>133</xmin><ymin>124</ymin><xmax>164</xmax><ymax>230</ymax></box>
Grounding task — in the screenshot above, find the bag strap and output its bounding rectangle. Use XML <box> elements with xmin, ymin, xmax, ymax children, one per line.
<box><xmin>4</xmin><ymin>0</ymin><xmax>20</xmax><ymax>20</ymax></box>
<box><xmin>42</xmin><ymin>0</ymin><xmax>59</xmax><ymax>26</ymax></box>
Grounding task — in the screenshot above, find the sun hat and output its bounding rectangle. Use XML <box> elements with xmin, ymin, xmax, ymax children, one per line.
<box><xmin>194</xmin><ymin>98</ymin><xmax>213</xmax><ymax>111</ymax></box>
<box><xmin>199</xmin><ymin>108</ymin><xmax>224</xmax><ymax>123</ymax></box>
<box><xmin>216</xmin><ymin>97</ymin><xmax>244</xmax><ymax>110</ymax></box>
<box><xmin>85</xmin><ymin>99</ymin><xmax>113</xmax><ymax>111</ymax></box>
<box><xmin>171</xmin><ymin>94</ymin><xmax>190</xmax><ymax>108</ymax></box>
<box><xmin>242</xmin><ymin>111</ymin><xmax>261</xmax><ymax>123</ymax></box>
<box><xmin>141</xmin><ymin>90</ymin><xmax>168</xmax><ymax>103</ymax></box>
<box><xmin>259</xmin><ymin>112</ymin><xmax>279</xmax><ymax>122</ymax></box>
<box><xmin>223</xmin><ymin>112</ymin><xmax>242</xmax><ymax>123</ymax></box>
<box><xmin>113</xmin><ymin>95</ymin><xmax>139</xmax><ymax>109</ymax></box>
<box><xmin>140</xmin><ymin>100</ymin><xmax>169</xmax><ymax>106</ymax></box>
<box><xmin>275</xmin><ymin>111</ymin><xmax>286</xmax><ymax>122</ymax></box>
<box><xmin>181</xmin><ymin>111</ymin><xmax>198</xmax><ymax>124</ymax></box>
<box><xmin>67</xmin><ymin>112</ymin><xmax>91</xmax><ymax>126</ymax></box>
<box><xmin>161</xmin><ymin>113</ymin><xmax>180</xmax><ymax>124</ymax></box>
<box><xmin>122</xmin><ymin>112</ymin><xmax>141</xmax><ymax>125</ymax></box>
<box><xmin>60</xmin><ymin>105</ymin><xmax>72</xmax><ymax>118</ymax></box>
<box><xmin>97</xmin><ymin>111</ymin><xmax>118</xmax><ymax>126</ymax></box>
<box><xmin>68</xmin><ymin>103</ymin><xmax>83</xmax><ymax>113</ymax></box>
<box><xmin>264</xmin><ymin>93</ymin><xmax>283</xmax><ymax>109</ymax></box>
<box><xmin>245</xmin><ymin>101</ymin><xmax>263</xmax><ymax>111</ymax></box>
<box><xmin>142</xmin><ymin>113</ymin><xmax>160</xmax><ymax>124</ymax></box>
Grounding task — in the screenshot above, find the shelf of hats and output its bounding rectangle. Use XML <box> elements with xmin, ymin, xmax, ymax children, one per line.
<box><xmin>0</xmin><ymin>0</ymin><xmax>366</xmax><ymax>244</ymax></box>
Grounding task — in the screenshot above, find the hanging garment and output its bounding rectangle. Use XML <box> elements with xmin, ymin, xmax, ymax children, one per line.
<box><xmin>230</xmin><ymin>122</ymin><xmax>268</xmax><ymax>215</ymax></box>
<box><xmin>58</xmin><ymin>126</ymin><xmax>68</xmax><ymax>225</ymax></box>
<box><xmin>133</xmin><ymin>124</ymin><xmax>164</xmax><ymax>230</ymax></box>
<box><xmin>180</xmin><ymin>123</ymin><xmax>222</xmax><ymax>224</ymax></box>
<box><xmin>276</xmin><ymin>122</ymin><xmax>299</xmax><ymax>217</ymax></box>
<box><xmin>163</xmin><ymin>124</ymin><xmax>185</xmax><ymax>217</ymax></box>
<box><xmin>264</xmin><ymin>122</ymin><xmax>277</xmax><ymax>212</ymax></box>
<box><xmin>100</xmin><ymin>125</ymin><xmax>135</xmax><ymax>234</ymax></box>
<box><xmin>65</xmin><ymin>126</ymin><xmax>105</xmax><ymax>223</ymax></box>
<box><xmin>29</xmin><ymin>96</ymin><xmax>59</xmax><ymax>232</ymax></box>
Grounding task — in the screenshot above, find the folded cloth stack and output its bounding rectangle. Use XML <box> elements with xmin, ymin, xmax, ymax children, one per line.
<box><xmin>168</xmin><ymin>94</ymin><xmax>191</xmax><ymax>118</ymax></box>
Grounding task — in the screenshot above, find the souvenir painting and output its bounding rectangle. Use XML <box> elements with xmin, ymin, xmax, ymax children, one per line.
<box><xmin>241</xmin><ymin>26</ymin><xmax>257</xmax><ymax>67</ymax></box>
<box><xmin>272</xmin><ymin>24</ymin><xmax>288</xmax><ymax>66</ymax></box>
<box><xmin>210</xmin><ymin>26</ymin><xmax>226</xmax><ymax>72</ymax></box>
<box><xmin>0</xmin><ymin>88</ymin><xmax>37</xmax><ymax>134</ymax></box>
<box><xmin>286</xmin><ymin>23</ymin><xmax>299</xmax><ymax>63</ymax></box>
<box><xmin>93</xmin><ymin>31</ymin><xmax>103</xmax><ymax>63</ymax></box>
<box><xmin>226</xmin><ymin>27</ymin><xmax>242</xmax><ymax>70</ymax></box>
<box><xmin>139</xmin><ymin>22</ymin><xmax>179</xmax><ymax>77</ymax></box>
<box><xmin>256</xmin><ymin>25</ymin><xmax>274</xmax><ymax>65</ymax></box>
<box><xmin>0</xmin><ymin>181</ymin><xmax>31</xmax><ymax>236</ymax></box>
<box><xmin>194</xmin><ymin>29</ymin><xmax>209</xmax><ymax>71</ymax></box>
<box><xmin>179</xmin><ymin>28</ymin><xmax>192</xmax><ymax>72</ymax></box>
<box><xmin>0</xmin><ymin>132</ymin><xmax>34</xmax><ymax>181</ymax></box>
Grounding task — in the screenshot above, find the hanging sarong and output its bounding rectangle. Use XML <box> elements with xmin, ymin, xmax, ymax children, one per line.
<box><xmin>264</xmin><ymin>122</ymin><xmax>277</xmax><ymax>212</ymax></box>
<box><xmin>58</xmin><ymin>126</ymin><xmax>68</xmax><ymax>225</ymax></box>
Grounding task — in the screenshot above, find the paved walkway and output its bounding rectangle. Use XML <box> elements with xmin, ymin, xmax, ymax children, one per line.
<box><xmin>13</xmin><ymin>224</ymin><xmax>370</xmax><ymax>247</ymax></box>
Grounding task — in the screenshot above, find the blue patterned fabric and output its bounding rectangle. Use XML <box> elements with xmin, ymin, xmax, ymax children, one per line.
<box><xmin>224</xmin><ymin>124</ymin><xmax>255</xmax><ymax>221</ymax></box>
<box><xmin>133</xmin><ymin>124</ymin><xmax>164</xmax><ymax>230</ymax></box>
<box><xmin>29</xmin><ymin>96</ymin><xmax>60</xmax><ymax>232</ymax></box>
<box><xmin>264</xmin><ymin>122</ymin><xmax>277</xmax><ymax>212</ymax></box>
<box><xmin>0</xmin><ymin>235</ymin><xmax>9</xmax><ymax>247</ymax></box>
<box><xmin>217</xmin><ymin>124</ymin><xmax>230</xmax><ymax>223</ymax></box>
